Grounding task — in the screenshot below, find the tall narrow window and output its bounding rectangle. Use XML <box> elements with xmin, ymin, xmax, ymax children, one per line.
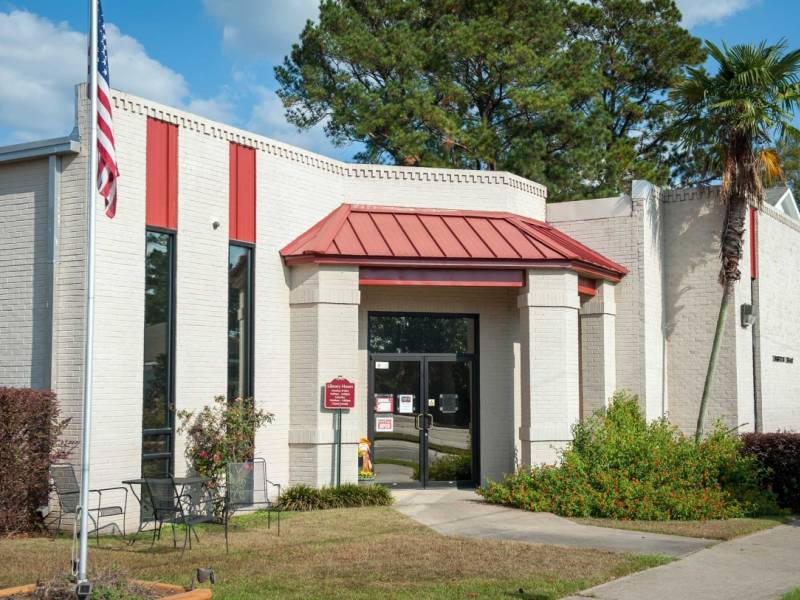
<box><xmin>142</xmin><ymin>231</ymin><xmax>175</xmax><ymax>477</ymax></box>
<box><xmin>228</xmin><ymin>244</ymin><xmax>253</xmax><ymax>399</ymax></box>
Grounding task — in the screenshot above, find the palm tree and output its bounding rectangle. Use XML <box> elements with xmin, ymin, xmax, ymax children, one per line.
<box><xmin>670</xmin><ymin>40</ymin><xmax>800</xmax><ymax>442</ymax></box>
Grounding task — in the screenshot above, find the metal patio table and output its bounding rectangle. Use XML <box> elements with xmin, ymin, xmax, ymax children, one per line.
<box><xmin>122</xmin><ymin>475</ymin><xmax>215</xmax><ymax>546</ymax></box>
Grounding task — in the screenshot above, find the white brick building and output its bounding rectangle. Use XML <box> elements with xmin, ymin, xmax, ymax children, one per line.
<box><xmin>1</xmin><ymin>88</ymin><xmax>798</xmax><ymax>523</ymax></box>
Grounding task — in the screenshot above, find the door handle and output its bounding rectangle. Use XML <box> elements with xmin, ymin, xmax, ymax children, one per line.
<box><xmin>414</xmin><ymin>414</ymin><xmax>433</xmax><ymax>430</ymax></box>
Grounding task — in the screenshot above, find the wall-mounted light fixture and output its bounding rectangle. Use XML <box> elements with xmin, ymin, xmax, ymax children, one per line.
<box><xmin>741</xmin><ymin>303</ymin><xmax>756</xmax><ymax>328</ymax></box>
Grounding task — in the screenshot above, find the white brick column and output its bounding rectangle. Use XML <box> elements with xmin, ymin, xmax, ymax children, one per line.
<box><xmin>288</xmin><ymin>264</ymin><xmax>361</xmax><ymax>486</ymax></box>
<box><xmin>518</xmin><ymin>270</ymin><xmax>580</xmax><ymax>465</ymax></box>
<box><xmin>579</xmin><ymin>281</ymin><xmax>617</xmax><ymax>417</ymax></box>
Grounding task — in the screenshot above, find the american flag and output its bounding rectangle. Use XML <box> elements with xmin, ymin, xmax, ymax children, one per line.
<box><xmin>94</xmin><ymin>0</ymin><xmax>118</xmax><ymax>218</ymax></box>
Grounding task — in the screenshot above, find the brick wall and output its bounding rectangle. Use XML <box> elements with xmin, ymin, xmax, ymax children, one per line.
<box><xmin>641</xmin><ymin>184</ymin><xmax>667</xmax><ymax>418</ymax></box>
<box><xmin>661</xmin><ymin>187</ymin><xmax>753</xmax><ymax>434</ymax></box>
<box><xmin>549</xmin><ymin>184</ymin><xmax>764</xmax><ymax>433</ymax></box>
<box><xmin>755</xmin><ymin>204</ymin><xmax>800</xmax><ymax>431</ymax></box>
<box><xmin>52</xmin><ymin>89</ymin><xmax>90</xmax><ymax>462</ymax></box>
<box><xmin>0</xmin><ymin>159</ymin><xmax>50</xmax><ymax>388</ymax></box>
<box><xmin>548</xmin><ymin>197</ymin><xmax>648</xmax><ymax>411</ymax></box>
<box><xmin>517</xmin><ymin>271</ymin><xmax>580</xmax><ymax>464</ymax></box>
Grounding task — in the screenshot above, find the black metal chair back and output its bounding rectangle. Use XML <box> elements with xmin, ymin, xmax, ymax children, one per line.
<box><xmin>49</xmin><ymin>464</ymin><xmax>80</xmax><ymax>513</ymax></box>
<box><xmin>182</xmin><ymin>478</ymin><xmax>215</xmax><ymax>524</ymax></box>
<box><xmin>226</xmin><ymin>458</ymin><xmax>269</xmax><ymax>508</ymax></box>
<box><xmin>141</xmin><ymin>478</ymin><xmax>179</xmax><ymax>522</ymax></box>
<box><xmin>223</xmin><ymin>458</ymin><xmax>280</xmax><ymax>552</ymax></box>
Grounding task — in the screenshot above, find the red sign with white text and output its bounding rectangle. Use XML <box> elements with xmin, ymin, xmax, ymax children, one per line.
<box><xmin>324</xmin><ymin>377</ymin><xmax>355</xmax><ymax>409</ymax></box>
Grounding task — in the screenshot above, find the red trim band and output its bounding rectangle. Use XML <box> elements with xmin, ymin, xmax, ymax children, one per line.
<box><xmin>359</xmin><ymin>267</ymin><xmax>525</xmax><ymax>287</ymax></box>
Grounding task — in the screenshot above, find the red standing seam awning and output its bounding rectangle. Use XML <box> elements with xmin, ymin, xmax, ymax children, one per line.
<box><xmin>280</xmin><ymin>204</ymin><xmax>628</xmax><ymax>283</ymax></box>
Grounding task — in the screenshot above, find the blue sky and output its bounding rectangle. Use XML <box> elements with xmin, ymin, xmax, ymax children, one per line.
<box><xmin>0</xmin><ymin>0</ymin><xmax>797</xmax><ymax>161</ymax></box>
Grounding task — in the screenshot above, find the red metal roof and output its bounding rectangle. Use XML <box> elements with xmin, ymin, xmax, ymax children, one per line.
<box><xmin>281</xmin><ymin>204</ymin><xmax>627</xmax><ymax>281</ymax></box>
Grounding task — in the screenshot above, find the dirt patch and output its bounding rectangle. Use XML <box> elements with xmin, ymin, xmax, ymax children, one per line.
<box><xmin>4</xmin><ymin>570</ymin><xmax>174</xmax><ymax>599</ymax></box>
<box><xmin>572</xmin><ymin>515</ymin><xmax>790</xmax><ymax>540</ymax></box>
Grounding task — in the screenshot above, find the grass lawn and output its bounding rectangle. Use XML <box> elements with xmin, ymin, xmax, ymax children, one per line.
<box><xmin>0</xmin><ymin>507</ymin><xmax>670</xmax><ymax>600</ymax></box>
<box><xmin>782</xmin><ymin>588</ymin><xmax>800</xmax><ymax>600</ymax></box>
<box><xmin>572</xmin><ymin>515</ymin><xmax>792</xmax><ymax>540</ymax></box>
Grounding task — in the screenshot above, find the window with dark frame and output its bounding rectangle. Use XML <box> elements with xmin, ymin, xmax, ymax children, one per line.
<box><xmin>142</xmin><ymin>230</ymin><xmax>175</xmax><ymax>477</ymax></box>
<box><xmin>228</xmin><ymin>244</ymin><xmax>253</xmax><ymax>400</ymax></box>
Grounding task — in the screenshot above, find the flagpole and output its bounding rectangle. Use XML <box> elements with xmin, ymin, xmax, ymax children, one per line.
<box><xmin>78</xmin><ymin>0</ymin><xmax>99</xmax><ymax>583</ymax></box>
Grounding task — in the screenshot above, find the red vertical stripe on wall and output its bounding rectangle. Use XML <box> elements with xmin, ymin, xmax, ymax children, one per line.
<box><xmin>229</xmin><ymin>143</ymin><xmax>256</xmax><ymax>243</ymax></box>
<box><xmin>750</xmin><ymin>206</ymin><xmax>758</xmax><ymax>280</ymax></box>
<box><xmin>229</xmin><ymin>144</ymin><xmax>238</xmax><ymax>239</ymax></box>
<box><xmin>146</xmin><ymin>118</ymin><xmax>178</xmax><ymax>230</ymax></box>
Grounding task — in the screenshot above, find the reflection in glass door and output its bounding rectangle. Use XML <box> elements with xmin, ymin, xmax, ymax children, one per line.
<box><xmin>426</xmin><ymin>359</ymin><xmax>473</xmax><ymax>483</ymax></box>
<box><xmin>372</xmin><ymin>360</ymin><xmax>423</xmax><ymax>485</ymax></box>
<box><xmin>370</xmin><ymin>355</ymin><xmax>475</xmax><ymax>487</ymax></box>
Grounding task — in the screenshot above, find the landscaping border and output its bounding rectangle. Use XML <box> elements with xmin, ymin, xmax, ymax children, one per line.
<box><xmin>0</xmin><ymin>580</ymin><xmax>211</xmax><ymax>599</ymax></box>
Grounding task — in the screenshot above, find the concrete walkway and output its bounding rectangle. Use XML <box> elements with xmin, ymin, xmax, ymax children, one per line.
<box><xmin>563</xmin><ymin>520</ymin><xmax>800</xmax><ymax>600</ymax></box>
<box><xmin>392</xmin><ymin>489</ymin><xmax>800</xmax><ymax>599</ymax></box>
<box><xmin>392</xmin><ymin>488</ymin><xmax>713</xmax><ymax>556</ymax></box>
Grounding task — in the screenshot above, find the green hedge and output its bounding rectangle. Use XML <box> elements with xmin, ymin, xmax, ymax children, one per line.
<box><xmin>478</xmin><ymin>391</ymin><xmax>778</xmax><ymax>520</ymax></box>
<box><xmin>277</xmin><ymin>483</ymin><xmax>393</xmax><ymax>511</ymax></box>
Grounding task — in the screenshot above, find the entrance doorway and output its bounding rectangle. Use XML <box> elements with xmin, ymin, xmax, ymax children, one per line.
<box><xmin>367</xmin><ymin>313</ymin><xmax>478</xmax><ymax>487</ymax></box>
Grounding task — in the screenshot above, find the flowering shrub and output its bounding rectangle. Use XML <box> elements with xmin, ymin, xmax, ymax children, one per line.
<box><xmin>478</xmin><ymin>391</ymin><xmax>778</xmax><ymax>520</ymax></box>
<box><xmin>177</xmin><ymin>395</ymin><xmax>273</xmax><ymax>496</ymax></box>
<box><xmin>0</xmin><ymin>388</ymin><xmax>76</xmax><ymax>534</ymax></box>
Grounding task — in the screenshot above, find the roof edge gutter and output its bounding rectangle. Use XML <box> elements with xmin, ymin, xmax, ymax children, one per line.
<box><xmin>282</xmin><ymin>254</ymin><xmax>624</xmax><ymax>282</ymax></box>
<box><xmin>0</xmin><ymin>135</ymin><xmax>81</xmax><ymax>165</ymax></box>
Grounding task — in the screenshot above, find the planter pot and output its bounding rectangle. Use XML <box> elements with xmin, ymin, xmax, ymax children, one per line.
<box><xmin>0</xmin><ymin>580</ymin><xmax>212</xmax><ymax>599</ymax></box>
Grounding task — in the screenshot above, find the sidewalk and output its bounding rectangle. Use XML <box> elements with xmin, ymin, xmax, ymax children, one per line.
<box><xmin>392</xmin><ymin>488</ymin><xmax>713</xmax><ymax>556</ymax></box>
<box><xmin>563</xmin><ymin>520</ymin><xmax>800</xmax><ymax>600</ymax></box>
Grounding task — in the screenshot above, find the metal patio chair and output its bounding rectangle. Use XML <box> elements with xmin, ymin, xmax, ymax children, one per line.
<box><xmin>49</xmin><ymin>464</ymin><xmax>127</xmax><ymax>544</ymax></box>
<box><xmin>224</xmin><ymin>458</ymin><xmax>281</xmax><ymax>552</ymax></box>
<box><xmin>141</xmin><ymin>477</ymin><xmax>215</xmax><ymax>554</ymax></box>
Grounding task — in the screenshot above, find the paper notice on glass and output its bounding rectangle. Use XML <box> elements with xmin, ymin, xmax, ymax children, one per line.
<box><xmin>374</xmin><ymin>394</ymin><xmax>394</xmax><ymax>413</ymax></box>
<box><xmin>375</xmin><ymin>416</ymin><xmax>394</xmax><ymax>432</ymax></box>
<box><xmin>397</xmin><ymin>394</ymin><xmax>414</xmax><ymax>414</ymax></box>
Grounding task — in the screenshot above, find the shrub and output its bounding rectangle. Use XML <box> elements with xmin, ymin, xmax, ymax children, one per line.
<box><xmin>477</xmin><ymin>391</ymin><xmax>777</xmax><ymax>520</ymax></box>
<box><xmin>177</xmin><ymin>395</ymin><xmax>273</xmax><ymax>496</ymax></box>
<box><xmin>0</xmin><ymin>388</ymin><xmax>75</xmax><ymax>535</ymax></box>
<box><xmin>741</xmin><ymin>432</ymin><xmax>800</xmax><ymax>513</ymax></box>
<box><xmin>277</xmin><ymin>483</ymin><xmax>393</xmax><ymax>511</ymax></box>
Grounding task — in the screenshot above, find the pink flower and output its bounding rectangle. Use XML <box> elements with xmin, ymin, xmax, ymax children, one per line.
<box><xmin>213</xmin><ymin>453</ymin><xmax>221</xmax><ymax>463</ymax></box>
<box><xmin>199</xmin><ymin>450</ymin><xmax>209</xmax><ymax>459</ymax></box>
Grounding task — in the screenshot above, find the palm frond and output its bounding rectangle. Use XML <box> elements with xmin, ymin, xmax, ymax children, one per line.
<box><xmin>758</xmin><ymin>148</ymin><xmax>784</xmax><ymax>186</ymax></box>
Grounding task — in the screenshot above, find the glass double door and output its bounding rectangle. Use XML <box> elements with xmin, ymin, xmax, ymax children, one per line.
<box><xmin>369</xmin><ymin>355</ymin><xmax>475</xmax><ymax>487</ymax></box>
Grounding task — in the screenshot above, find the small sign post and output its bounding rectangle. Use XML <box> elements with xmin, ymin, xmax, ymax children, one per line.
<box><xmin>324</xmin><ymin>377</ymin><xmax>355</xmax><ymax>486</ymax></box>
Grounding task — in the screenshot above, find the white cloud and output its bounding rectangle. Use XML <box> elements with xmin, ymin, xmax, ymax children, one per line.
<box><xmin>185</xmin><ymin>93</ymin><xmax>238</xmax><ymax>125</ymax></box>
<box><xmin>0</xmin><ymin>10</ymin><xmax>229</xmax><ymax>143</ymax></box>
<box><xmin>675</xmin><ymin>0</ymin><xmax>755</xmax><ymax>28</ymax></box>
<box><xmin>202</xmin><ymin>0</ymin><xmax>318</xmax><ymax>63</ymax></box>
<box><xmin>105</xmin><ymin>23</ymin><xmax>189</xmax><ymax>106</ymax></box>
<box><xmin>0</xmin><ymin>11</ymin><xmax>84</xmax><ymax>141</ymax></box>
<box><xmin>246</xmin><ymin>87</ymin><xmax>342</xmax><ymax>156</ymax></box>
